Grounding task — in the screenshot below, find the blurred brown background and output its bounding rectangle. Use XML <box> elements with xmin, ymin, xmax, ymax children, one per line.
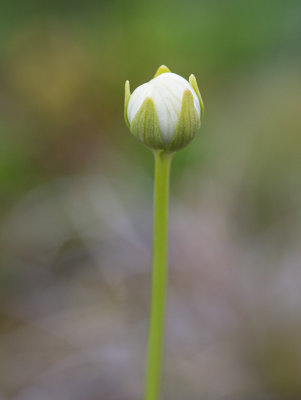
<box><xmin>1</xmin><ymin>0</ymin><xmax>301</xmax><ymax>399</ymax></box>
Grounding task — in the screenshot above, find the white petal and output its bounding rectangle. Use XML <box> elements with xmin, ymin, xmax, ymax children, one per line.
<box><xmin>127</xmin><ymin>82</ymin><xmax>152</xmax><ymax>124</ymax></box>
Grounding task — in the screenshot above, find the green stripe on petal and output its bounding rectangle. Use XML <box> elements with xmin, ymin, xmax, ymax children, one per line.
<box><xmin>130</xmin><ymin>97</ymin><xmax>164</xmax><ymax>149</ymax></box>
<box><xmin>170</xmin><ymin>89</ymin><xmax>201</xmax><ymax>151</ymax></box>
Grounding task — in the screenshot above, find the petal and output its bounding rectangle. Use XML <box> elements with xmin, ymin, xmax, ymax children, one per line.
<box><xmin>127</xmin><ymin>82</ymin><xmax>152</xmax><ymax>124</ymax></box>
<box><xmin>154</xmin><ymin>73</ymin><xmax>201</xmax><ymax>118</ymax></box>
<box><xmin>129</xmin><ymin>97</ymin><xmax>163</xmax><ymax>149</ymax></box>
<box><xmin>151</xmin><ymin>79</ymin><xmax>180</xmax><ymax>139</ymax></box>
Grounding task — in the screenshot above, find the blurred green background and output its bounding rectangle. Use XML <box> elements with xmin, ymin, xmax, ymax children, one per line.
<box><xmin>1</xmin><ymin>0</ymin><xmax>301</xmax><ymax>399</ymax></box>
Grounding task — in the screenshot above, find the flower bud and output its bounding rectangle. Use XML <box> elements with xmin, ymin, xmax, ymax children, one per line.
<box><xmin>124</xmin><ymin>65</ymin><xmax>204</xmax><ymax>151</ymax></box>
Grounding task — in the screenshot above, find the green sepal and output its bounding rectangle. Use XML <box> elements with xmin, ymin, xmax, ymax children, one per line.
<box><xmin>189</xmin><ymin>74</ymin><xmax>204</xmax><ymax>119</ymax></box>
<box><xmin>154</xmin><ymin>65</ymin><xmax>171</xmax><ymax>78</ymax></box>
<box><xmin>124</xmin><ymin>80</ymin><xmax>131</xmax><ymax>128</ymax></box>
<box><xmin>130</xmin><ymin>97</ymin><xmax>164</xmax><ymax>150</ymax></box>
<box><xmin>169</xmin><ymin>89</ymin><xmax>201</xmax><ymax>151</ymax></box>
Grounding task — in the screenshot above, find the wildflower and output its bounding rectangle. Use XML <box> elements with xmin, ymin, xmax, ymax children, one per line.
<box><xmin>124</xmin><ymin>65</ymin><xmax>203</xmax><ymax>151</ymax></box>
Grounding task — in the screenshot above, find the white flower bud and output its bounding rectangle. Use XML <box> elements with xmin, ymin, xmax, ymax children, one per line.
<box><xmin>124</xmin><ymin>65</ymin><xmax>204</xmax><ymax>151</ymax></box>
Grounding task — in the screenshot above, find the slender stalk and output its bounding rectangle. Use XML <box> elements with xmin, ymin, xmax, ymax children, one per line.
<box><xmin>144</xmin><ymin>150</ymin><xmax>173</xmax><ymax>400</ymax></box>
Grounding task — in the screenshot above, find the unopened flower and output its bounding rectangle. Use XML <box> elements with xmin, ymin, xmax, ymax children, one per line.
<box><xmin>124</xmin><ymin>65</ymin><xmax>204</xmax><ymax>151</ymax></box>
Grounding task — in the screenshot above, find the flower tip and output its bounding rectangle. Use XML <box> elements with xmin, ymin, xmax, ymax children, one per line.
<box><xmin>154</xmin><ymin>65</ymin><xmax>171</xmax><ymax>78</ymax></box>
<box><xmin>125</xmin><ymin>80</ymin><xmax>130</xmax><ymax>93</ymax></box>
<box><xmin>189</xmin><ymin>74</ymin><xmax>204</xmax><ymax>119</ymax></box>
<box><xmin>124</xmin><ymin>80</ymin><xmax>131</xmax><ymax>128</ymax></box>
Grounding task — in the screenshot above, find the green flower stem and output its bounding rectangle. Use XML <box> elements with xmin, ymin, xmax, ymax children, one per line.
<box><xmin>144</xmin><ymin>150</ymin><xmax>173</xmax><ymax>400</ymax></box>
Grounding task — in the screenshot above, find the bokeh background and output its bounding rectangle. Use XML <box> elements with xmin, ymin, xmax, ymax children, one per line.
<box><xmin>1</xmin><ymin>0</ymin><xmax>301</xmax><ymax>399</ymax></box>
